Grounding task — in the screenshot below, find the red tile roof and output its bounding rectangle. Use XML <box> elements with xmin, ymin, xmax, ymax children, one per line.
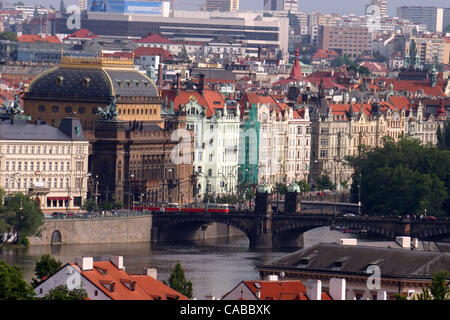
<box><xmin>312</xmin><ymin>49</ymin><xmax>339</xmax><ymax>60</ymax></box>
<box><xmin>65</xmin><ymin>29</ymin><xmax>98</xmax><ymax>39</ymax></box>
<box><xmin>136</xmin><ymin>34</ymin><xmax>174</xmax><ymax>44</ymax></box>
<box><xmin>385</xmin><ymin>79</ymin><xmax>445</xmax><ymax>97</ymax></box>
<box><xmin>70</xmin><ymin>261</ymin><xmax>189</xmax><ymax>300</ymax></box>
<box><xmin>161</xmin><ymin>89</ymin><xmax>226</xmax><ymax>118</ymax></box>
<box><xmin>18</xmin><ymin>34</ymin><xmax>61</xmax><ymax>44</ymax></box>
<box><xmin>133</xmin><ymin>47</ymin><xmax>173</xmax><ymax>60</ymax></box>
<box><xmin>242</xmin><ymin>280</ymin><xmax>332</xmax><ymax>300</ymax></box>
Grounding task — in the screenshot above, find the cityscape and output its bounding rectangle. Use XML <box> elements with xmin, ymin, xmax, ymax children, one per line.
<box><xmin>0</xmin><ymin>0</ymin><xmax>449</xmax><ymax>307</ymax></box>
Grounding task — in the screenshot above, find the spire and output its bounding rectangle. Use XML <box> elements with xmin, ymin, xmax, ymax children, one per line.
<box><xmin>289</xmin><ymin>48</ymin><xmax>302</xmax><ymax>81</ymax></box>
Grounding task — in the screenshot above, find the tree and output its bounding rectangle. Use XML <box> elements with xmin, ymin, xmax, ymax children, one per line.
<box><xmin>32</xmin><ymin>254</ymin><xmax>62</xmax><ymax>288</ymax></box>
<box><xmin>0</xmin><ymin>260</ymin><xmax>35</xmax><ymax>300</ymax></box>
<box><xmin>274</xmin><ymin>183</ymin><xmax>288</xmax><ymax>196</ymax></box>
<box><xmin>296</xmin><ymin>180</ymin><xmax>311</xmax><ymax>193</ymax></box>
<box><xmin>317</xmin><ymin>175</ymin><xmax>334</xmax><ymax>191</ymax></box>
<box><xmin>81</xmin><ymin>198</ymin><xmax>98</xmax><ymax>213</ymax></box>
<box><xmin>413</xmin><ymin>271</ymin><xmax>449</xmax><ymax>300</ymax></box>
<box><xmin>0</xmin><ymin>31</ymin><xmax>17</xmax><ymax>41</ymax></box>
<box><xmin>346</xmin><ymin>137</ymin><xmax>450</xmax><ymax>216</ymax></box>
<box><xmin>0</xmin><ymin>192</ymin><xmax>43</xmax><ymax>249</ymax></box>
<box><xmin>437</xmin><ymin>121</ymin><xmax>450</xmax><ymax>151</ymax></box>
<box><xmin>168</xmin><ymin>262</ymin><xmax>193</xmax><ymax>299</ymax></box>
<box><xmin>44</xmin><ymin>285</ymin><xmax>88</xmax><ymax>300</ymax></box>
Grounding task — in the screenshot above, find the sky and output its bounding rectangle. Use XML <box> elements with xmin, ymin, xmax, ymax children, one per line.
<box><xmin>14</xmin><ymin>0</ymin><xmax>450</xmax><ymax>15</ymax></box>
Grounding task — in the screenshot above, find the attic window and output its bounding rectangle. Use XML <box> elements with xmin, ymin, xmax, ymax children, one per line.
<box><xmin>116</xmin><ymin>79</ymin><xmax>122</xmax><ymax>87</ymax></box>
<box><xmin>331</xmin><ymin>257</ymin><xmax>350</xmax><ymax>269</ymax></box>
<box><xmin>56</xmin><ymin>76</ymin><xmax>64</xmax><ymax>86</ymax></box>
<box><xmin>166</xmin><ymin>294</ymin><xmax>180</xmax><ymax>300</ymax></box>
<box><xmin>151</xmin><ymin>295</ymin><xmax>162</xmax><ymax>300</ymax></box>
<box><xmin>143</xmin><ymin>81</ymin><xmax>148</xmax><ymax>87</ymax></box>
<box><xmin>94</xmin><ymin>266</ymin><xmax>108</xmax><ymax>275</ymax></box>
<box><xmin>82</xmin><ymin>78</ymin><xmax>90</xmax><ymax>88</ymax></box>
<box><xmin>134</xmin><ymin>80</ymin><xmax>140</xmax><ymax>87</ymax></box>
<box><xmin>299</xmin><ymin>253</ymin><xmax>318</xmax><ymax>266</ymax></box>
<box><xmin>120</xmin><ymin>279</ymin><xmax>136</xmax><ymax>291</ymax></box>
<box><xmin>254</xmin><ymin>283</ymin><xmax>262</xmax><ymax>289</ymax></box>
<box><xmin>126</xmin><ymin>80</ymin><xmax>131</xmax><ymax>87</ymax></box>
<box><xmin>214</xmin><ymin>101</ymin><xmax>221</xmax><ymax>105</ymax></box>
<box><xmin>365</xmin><ymin>258</ymin><xmax>385</xmax><ymax>272</ymax></box>
<box><xmin>100</xmin><ymin>280</ymin><xmax>115</xmax><ymax>292</ymax></box>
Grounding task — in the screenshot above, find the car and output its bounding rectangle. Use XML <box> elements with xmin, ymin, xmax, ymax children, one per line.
<box><xmin>51</xmin><ymin>212</ymin><xmax>65</xmax><ymax>217</ymax></box>
<box><xmin>343</xmin><ymin>213</ymin><xmax>356</xmax><ymax>217</ymax></box>
<box><xmin>427</xmin><ymin>216</ymin><xmax>437</xmax><ymax>220</ymax></box>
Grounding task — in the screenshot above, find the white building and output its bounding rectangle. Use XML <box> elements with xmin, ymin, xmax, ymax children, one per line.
<box><xmin>0</xmin><ymin>117</ymin><xmax>89</xmax><ymax>213</ymax></box>
<box><xmin>181</xmin><ymin>93</ymin><xmax>240</xmax><ymax>200</ymax></box>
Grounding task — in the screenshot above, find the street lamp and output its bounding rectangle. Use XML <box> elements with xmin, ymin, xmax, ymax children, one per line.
<box><xmin>129</xmin><ymin>173</ymin><xmax>135</xmax><ymax>211</ymax></box>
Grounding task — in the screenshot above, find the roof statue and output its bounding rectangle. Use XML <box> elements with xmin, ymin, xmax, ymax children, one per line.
<box><xmin>287</xmin><ymin>182</ymin><xmax>301</xmax><ymax>193</ymax></box>
<box><xmin>4</xmin><ymin>92</ymin><xmax>24</xmax><ymax>116</ymax></box>
<box><xmin>2</xmin><ymin>91</ymin><xmax>31</xmax><ymax>120</ymax></box>
<box><xmin>257</xmin><ymin>184</ymin><xmax>272</xmax><ymax>194</ymax></box>
<box><xmin>97</xmin><ymin>95</ymin><xmax>119</xmax><ymax>120</ymax></box>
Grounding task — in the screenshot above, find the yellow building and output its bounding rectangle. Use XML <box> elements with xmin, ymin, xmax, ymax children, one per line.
<box><xmin>408</xmin><ymin>36</ymin><xmax>450</xmax><ymax>65</ymax></box>
<box><xmin>23</xmin><ymin>55</ymin><xmax>163</xmax><ymax>133</ymax></box>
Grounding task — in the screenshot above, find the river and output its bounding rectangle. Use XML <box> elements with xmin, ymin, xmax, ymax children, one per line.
<box><xmin>0</xmin><ymin>227</ymin><xmax>379</xmax><ymax>299</ymax></box>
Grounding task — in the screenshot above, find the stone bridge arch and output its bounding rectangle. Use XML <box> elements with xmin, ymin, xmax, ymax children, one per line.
<box><xmin>151</xmin><ymin>215</ymin><xmax>254</xmax><ymax>244</ymax></box>
<box><xmin>412</xmin><ymin>225</ymin><xmax>450</xmax><ymax>240</ymax></box>
<box><xmin>272</xmin><ymin>218</ymin><xmax>396</xmax><ymax>247</ymax></box>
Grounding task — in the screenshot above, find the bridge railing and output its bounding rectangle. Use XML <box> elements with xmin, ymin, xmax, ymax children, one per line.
<box><xmin>43</xmin><ymin>210</ymin><xmax>152</xmax><ymax>220</ymax></box>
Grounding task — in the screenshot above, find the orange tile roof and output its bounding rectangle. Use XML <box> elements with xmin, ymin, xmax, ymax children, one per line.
<box><xmin>243</xmin><ymin>280</ymin><xmax>327</xmax><ymax>300</ymax></box>
<box><xmin>65</xmin><ymin>29</ymin><xmax>98</xmax><ymax>39</ymax></box>
<box><xmin>170</xmin><ymin>89</ymin><xmax>226</xmax><ymax>118</ymax></box>
<box><xmin>70</xmin><ymin>262</ymin><xmax>188</xmax><ymax>300</ymax></box>
<box><xmin>18</xmin><ymin>34</ymin><xmax>61</xmax><ymax>44</ymax></box>
<box><xmin>385</xmin><ymin>79</ymin><xmax>445</xmax><ymax>97</ymax></box>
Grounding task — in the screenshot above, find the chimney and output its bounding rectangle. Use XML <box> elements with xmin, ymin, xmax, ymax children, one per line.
<box><xmin>143</xmin><ymin>268</ymin><xmax>157</xmax><ymax>279</ymax></box>
<box><xmin>75</xmin><ymin>257</ymin><xmax>93</xmax><ymax>271</ymax></box>
<box><xmin>395</xmin><ymin>236</ymin><xmax>411</xmax><ymax>249</ymax></box>
<box><xmin>157</xmin><ymin>63</ymin><xmax>163</xmax><ymax>87</ymax></box>
<box><xmin>198</xmin><ymin>73</ymin><xmax>205</xmax><ymax>95</ymax></box>
<box><xmin>329</xmin><ymin>278</ymin><xmax>346</xmax><ymax>300</ymax></box>
<box><xmin>306</xmin><ymin>279</ymin><xmax>322</xmax><ymax>300</ymax></box>
<box><xmin>110</xmin><ymin>255</ymin><xmax>124</xmax><ymax>270</ymax></box>
<box><xmin>267</xmin><ymin>274</ymin><xmax>279</xmax><ymax>281</ymax></box>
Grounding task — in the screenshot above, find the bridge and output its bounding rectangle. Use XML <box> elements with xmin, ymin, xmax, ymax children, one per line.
<box><xmin>151</xmin><ymin>210</ymin><xmax>450</xmax><ymax>249</ymax></box>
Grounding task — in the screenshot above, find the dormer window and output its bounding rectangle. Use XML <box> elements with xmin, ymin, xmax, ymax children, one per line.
<box><xmin>100</xmin><ymin>280</ymin><xmax>115</xmax><ymax>292</ymax></box>
<box><xmin>120</xmin><ymin>279</ymin><xmax>136</xmax><ymax>291</ymax></box>
<box><xmin>94</xmin><ymin>266</ymin><xmax>108</xmax><ymax>275</ymax></box>
<box><xmin>116</xmin><ymin>79</ymin><xmax>122</xmax><ymax>87</ymax></box>
<box><xmin>82</xmin><ymin>78</ymin><xmax>90</xmax><ymax>88</ymax></box>
<box><xmin>330</xmin><ymin>256</ymin><xmax>350</xmax><ymax>270</ymax></box>
<box><xmin>56</xmin><ymin>76</ymin><xmax>64</xmax><ymax>86</ymax></box>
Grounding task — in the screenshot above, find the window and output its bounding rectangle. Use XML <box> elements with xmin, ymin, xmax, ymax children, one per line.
<box><xmin>60</xmin><ymin>162</ymin><xmax>64</xmax><ymax>171</ymax></box>
<box><xmin>66</xmin><ymin>162</ymin><xmax>70</xmax><ymax>171</ymax></box>
<box><xmin>65</xmin><ymin>106</ymin><xmax>72</xmax><ymax>113</ymax></box>
<box><xmin>30</xmin><ymin>162</ymin><xmax>34</xmax><ymax>171</ymax></box>
<box><xmin>320</xmin><ymin>150</ymin><xmax>328</xmax><ymax>158</ymax></box>
<box><xmin>79</xmin><ymin>107</ymin><xmax>86</xmax><ymax>114</ymax></box>
<box><xmin>39</xmin><ymin>105</ymin><xmax>46</xmax><ymax>112</ymax></box>
<box><xmin>52</xmin><ymin>106</ymin><xmax>59</xmax><ymax>113</ymax></box>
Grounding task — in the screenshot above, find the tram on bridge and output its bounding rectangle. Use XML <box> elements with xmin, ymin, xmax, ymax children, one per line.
<box><xmin>132</xmin><ymin>202</ymin><xmax>236</xmax><ymax>214</ymax></box>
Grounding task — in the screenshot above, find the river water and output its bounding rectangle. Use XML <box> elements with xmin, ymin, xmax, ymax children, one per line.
<box><xmin>0</xmin><ymin>227</ymin><xmax>376</xmax><ymax>299</ymax></box>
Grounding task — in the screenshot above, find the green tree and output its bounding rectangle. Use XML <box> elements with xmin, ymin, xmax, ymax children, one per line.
<box><xmin>0</xmin><ymin>31</ymin><xmax>17</xmax><ymax>41</ymax></box>
<box><xmin>346</xmin><ymin>137</ymin><xmax>450</xmax><ymax>216</ymax></box>
<box><xmin>31</xmin><ymin>254</ymin><xmax>62</xmax><ymax>288</ymax></box>
<box><xmin>44</xmin><ymin>285</ymin><xmax>88</xmax><ymax>300</ymax></box>
<box><xmin>274</xmin><ymin>183</ymin><xmax>288</xmax><ymax>196</ymax></box>
<box><xmin>0</xmin><ymin>192</ymin><xmax>43</xmax><ymax>249</ymax></box>
<box><xmin>296</xmin><ymin>180</ymin><xmax>311</xmax><ymax>193</ymax></box>
<box><xmin>81</xmin><ymin>198</ymin><xmax>98</xmax><ymax>213</ymax></box>
<box><xmin>0</xmin><ymin>260</ymin><xmax>35</xmax><ymax>300</ymax></box>
<box><xmin>168</xmin><ymin>262</ymin><xmax>193</xmax><ymax>299</ymax></box>
<box><xmin>437</xmin><ymin>121</ymin><xmax>450</xmax><ymax>151</ymax></box>
<box><xmin>317</xmin><ymin>175</ymin><xmax>334</xmax><ymax>191</ymax></box>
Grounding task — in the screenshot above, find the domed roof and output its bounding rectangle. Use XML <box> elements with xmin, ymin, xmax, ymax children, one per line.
<box><xmin>257</xmin><ymin>184</ymin><xmax>272</xmax><ymax>193</ymax></box>
<box><xmin>26</xmin><ymin>57</ymin><xmax>159</xmax><ymax>101</ymax></box>
<box><xmin>27</xmin><ymin>67</ymin><xmax>113</xmax><ymax>100</ymax></box>
<box><xmin>288</xmin><ymin>182</ymin><xmax>301</xmax><ymax>193</ymax></box>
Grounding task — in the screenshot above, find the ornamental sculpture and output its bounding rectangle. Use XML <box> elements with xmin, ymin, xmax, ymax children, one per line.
<box><xmin>3</xmin><ymin>92</ymin><xmax>24</xmax><ymax>116</ymax></box>
<box><xmin>97</xmin><ymin>95</ymin><xmax>119</xmax><ymax>120</ymax></box>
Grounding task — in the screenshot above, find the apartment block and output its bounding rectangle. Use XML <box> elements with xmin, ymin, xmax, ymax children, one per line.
<box><xmin>396</xmin><ymin>6</ymin><xmax>444</xmax><ymax>33</ymax></box>
<box><xmin>318</xmin><ymin>25</ymin><xmax>372</xmax><ymax>59</ymax></box>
